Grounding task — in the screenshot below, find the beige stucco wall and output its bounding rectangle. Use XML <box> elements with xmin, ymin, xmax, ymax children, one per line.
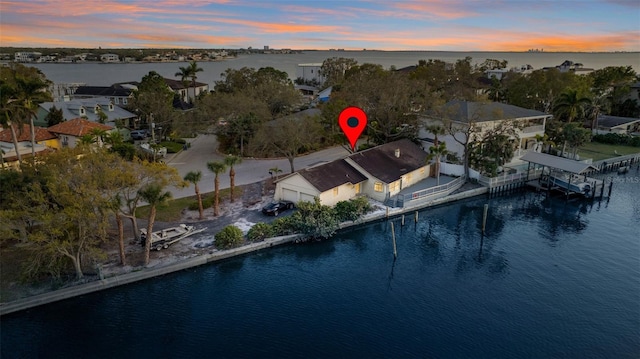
<box><xmin>274</xmin><ymin>174</ymin><xmax>320</xmax><ymax>203</ymax></box>
<box><xmin>318</xmin><ymin>182</ymin><xmax>362</xmax><ymax>206</ymax></box>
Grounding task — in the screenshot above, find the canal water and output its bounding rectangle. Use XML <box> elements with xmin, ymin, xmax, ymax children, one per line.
<box><xmin>2</xmin><ymin>175</ymin><xmax>639</xmax><ymax>358</ymax></box>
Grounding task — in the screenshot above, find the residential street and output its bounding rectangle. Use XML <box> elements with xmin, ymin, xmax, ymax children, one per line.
<box><xmin>166</xmin><ymin>134</ymin><xmax>355</xmax><ymax>200</ymax></box>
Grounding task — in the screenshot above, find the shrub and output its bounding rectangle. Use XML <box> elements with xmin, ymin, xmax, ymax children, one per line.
<box><xmin>159</xmin><ymin>141</ymin><xmax>184</xmax><ymax>153</ymax></box>
<box><xmin>271</xmin><ymin>216</ymin><xmax>299</xmax><ymax>236</ymax></box>
<box><xmin>247</xmin><ymin>223</ymin><xmax>274</xmax><ymax>242</ymax></box>
<box><xmin>335</xmin><ymin>200</ymin><xmax>358</xmax><ymax>222</ymax></box>
<box><xmin>214</xmin><ymin>225</ymin><xmax>243</xmax><ymax>249</ymax></box>
<box><xmin>592</xmin><ymin>133</ymin><xmax>640</xmax><ymax>147</ymax></box>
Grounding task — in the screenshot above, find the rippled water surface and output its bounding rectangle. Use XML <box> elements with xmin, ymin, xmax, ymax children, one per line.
<box><xmin>2</xmin><ymin>176</ymin><xmax>639</xmax><ymax>358</ymax></box>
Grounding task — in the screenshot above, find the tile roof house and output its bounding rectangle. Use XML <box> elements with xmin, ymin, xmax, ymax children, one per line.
<box><xmin>47</xmin><ymin>118</ymin><xmax>113</xmax><ymax>148</ymax></box>
<box><xmin>420</xmin><ymin>100</ymin><xmax>552</xmax><ymax>161</ymax></box>
<box><xmin>0</xmin><ymin>124</ymin><xmax>57</xmax><ymax>167</ymax></box>
<box><xmin>274</xmin><ymin>139</ymin><xmax>431</xmax><ymax>205</ymax></box>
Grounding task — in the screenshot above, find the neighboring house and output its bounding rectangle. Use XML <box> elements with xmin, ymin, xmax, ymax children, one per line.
<box><xmin>47</xmin><ymin>118</ymin><xmax>113</xmax><ymax>149</ymax></box>
<box><xmin>0</xmin><ymin>124</ymin><xmax>57</xmax><ymax>167</ymax></box>
<box><xmin>420</xmin><ymin>100</ymin><xmax>551</xmax><ymax>160</ymax></box>
<box><xmin>37</xmin><ymin>99</ymin><xmax>137</xmax><ymax>128</ymax></box>
<box><xmin>345</xmin><ymin>139</ymin><xmax>431</xmax><ymax>202</ymax></box>
<box><xmin>100</xmin><ymin>54</ymin><xmax>120</xmax><ymax>62</ymax></box>
<box><xmin>274</xmin><ymin>159</ymin><xmax>368</xmax><ymax>206</ymax></box>
<box><xmin>163</xmin><ymin>78</ymin><xmax>209</xmax><ymax>103</ymax></box>
<box><xmin>296</xmin><ymin>63</ymin><xmax>325</xmax><ymax>85</ymax></box>
<box><xmin>595</xmin><ymin>115</ymin><xmax>640</xmax><ymax>135</ymax></box>
<box><xmin>543</xmin><ymin>60</ymin><xmax>594</xmax><ymax>75</ymax></box>
<box><xmin>72</xmin><ymin>84</ymin><xmax>134</xmax><ymax>106</ymax></box>
<box><xmin>275</xmin><ymin>139</ymin><xmax>431</xmax><ymax>205</ymax></box>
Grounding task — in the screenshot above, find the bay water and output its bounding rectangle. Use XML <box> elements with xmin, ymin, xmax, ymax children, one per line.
<box><xmin>31</xmin><ymin>50</ymin><xmax>640</xmax><ymax>89</ymax></box>
<box><xmin>1</xmin><ymin>174</ymin><xmax>639</xmax><ymax>358</ymax></box>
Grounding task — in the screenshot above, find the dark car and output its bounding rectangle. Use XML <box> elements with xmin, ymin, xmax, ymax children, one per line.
<box><xmin>261</xmin><ymin>200</ymin><xmax>294</xmax><ymax>216</ymax></box>
<box><xmin>131</xmin><ymin>130</ymin><xmax>148</xmax><ymax>140</ymax></box>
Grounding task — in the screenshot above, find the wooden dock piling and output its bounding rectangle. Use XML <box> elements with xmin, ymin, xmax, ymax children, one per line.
<box><xmin>391</xmin><ymin>222</ymin><xmax>397</xmax><ymax>258</ymax></box>
<box><xmin>482</xmin><ymin>204</ymin><xmax>489</xmax><ymax>234</ymax></box>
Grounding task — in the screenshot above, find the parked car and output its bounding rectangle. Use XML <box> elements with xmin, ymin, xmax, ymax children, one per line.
<box><xmin>131</xmin><ymin>130</ymin><xmax>148</xmax><ymax>140</ymax></box>
<box><xmin>261</xmin><ymin>200</ymin><xmax>294</xmax><ymax>216</ymax></box>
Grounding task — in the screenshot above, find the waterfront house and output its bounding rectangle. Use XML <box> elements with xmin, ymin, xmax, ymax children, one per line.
<box><xmin>37</xmin><ymin>99</ymin><xmax>137</xmax><ymax>128</ymax></box>
<box><xmin>296</xmin><ymin>63</ymin><xmax>325</xmax><ymax>85</ymax></box>
<box><xmin>274</xmin><ymin>159</ymin><xmax>368</xmax><ymax>206</ymax></box>
<box><xmin>100</xmin><ymin>54</ymin><xmax>120</xmax><ymax>63</ymax></box>
<box><xmin>275</xmin><ymin>139</ymin><xmax>431</xmax><ymax>205</ymax></box>
<box><xmin>47</xmin><ymin>118</ymin><xmax>113</xmax><ymax>149</ymax></box>
<box><xmin>0</xmin><ymin>124</ymin><xmax>57</xmax><ymax>168</ymax></box>
<box><xmin>420</xmin><ymin>100</ymin><xmax>551</xmax><ymax>161</ymax></box>
<box><xmin>117</xmin><ymin>78</ymin><xmax>209</xmax><ymax>104</ymax></box>
<box><xmin>345</xmin><ymin>139</ymin><xmax>431</xmax><ymax>203</ymax></box>
<box><xmin>595</xmin><ymin>115</ymin><xmax>640</xmax><ymax>135</ymax></box>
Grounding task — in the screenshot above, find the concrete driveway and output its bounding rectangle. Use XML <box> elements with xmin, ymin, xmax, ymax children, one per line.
<box><xmin>166</xmin><ymin>134</ymin><xmax>355</xmax><ymax>199</ymax></box>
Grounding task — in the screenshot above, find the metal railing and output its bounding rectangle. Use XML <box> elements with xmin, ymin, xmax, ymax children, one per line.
<box><xmin>521</xmin><ymin>125</ymin><xmax>544</xmax><ymax>133</ymax></box>
<box><xmin>396</xmin><ymin>175</ymin><xmax>467</xmax><ymax>207</ymax></box>
<box><xmin>477</xmin><ymin>169</ymin><xmax>542</xmax><ymax>188</ymax></box>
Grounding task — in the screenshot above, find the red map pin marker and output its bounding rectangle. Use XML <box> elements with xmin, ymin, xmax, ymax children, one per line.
<box><xmin>339</xmin><ymin>106</ymin><xmax>367</xmax><ymax>151</ymax></box>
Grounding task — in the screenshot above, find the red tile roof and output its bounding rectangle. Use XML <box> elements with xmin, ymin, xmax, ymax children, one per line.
<box><xmin>47</xmin><ymin>118</ymin><xmax>113</xmax><ymax>137</ymax></box>
<box><xmin>0</xmin><ymin>123</ymin><xmax>57</xmax><ymax>142</ymax></box>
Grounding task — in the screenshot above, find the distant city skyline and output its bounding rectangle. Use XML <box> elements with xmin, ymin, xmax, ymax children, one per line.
<box><xmin>1</xmin><ymin>0</ymin><xmax>639</xmax><ymax>52</ymax></box>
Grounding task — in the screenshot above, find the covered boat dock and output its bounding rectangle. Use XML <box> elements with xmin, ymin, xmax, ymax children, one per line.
<box><xmin>521</xmin><ymin>152</ymin><xmax>603</xmax><ymax>198</ymax></box>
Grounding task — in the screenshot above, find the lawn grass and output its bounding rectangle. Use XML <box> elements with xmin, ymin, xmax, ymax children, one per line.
<box><xmin>137</xmin><ymin>187</ymin><xmax>243</xmax><ymax>222</ymax></box>
<box><xmin>577</xmin><ymin>142</ymin><xmax>640</xmax><ymax>162</ymax></box>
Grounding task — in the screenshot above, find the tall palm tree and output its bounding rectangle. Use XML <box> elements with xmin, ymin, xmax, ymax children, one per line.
<box><xmin>224</xmin><ymin>155</ymin><xmax>242</xmax><ymax>203</ymax></box>
<box><xmin>175</xmin><ymin>61</ymin><xmax>203</xmax><ymax>103</ymax></box>
<box><xmin>207</xmin><ymin>161</ymin><xmax>227</xmax><ymax>217</ymax></box>
<box><xmin>427</xmin><ymin>142</ymin><xmax>448</xmax><ymax>185</ymax></box>
<box><xmin>426</xmin><ymin>124</ymin><xmax>446</xmax><ymax>147</ymax></box>
<box><xmin>552</xmin><ymin>90</ymin><xmax>591</xmax><ymax>156</ymax></box>
<box><xmin>139</xmin><ymin>183</ymin><xmax>172</xmax><ymax>266</ymax></box>
<box><xmin>14</xmin><ymin>72</ymin><xmax>52</xmax><ymax>161</ymax></box>
<box><xmin>552</xmin><ymin>90</ymin><xmax>591</xmax><ymax>123</ymax></box>
<box><xmin>184</xmin><ymin>170</ymin><xmax>204</xmax><ymax>220</ymax></box>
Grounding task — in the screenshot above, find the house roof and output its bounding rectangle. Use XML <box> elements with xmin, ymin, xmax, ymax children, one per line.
<box><xmin>0</xmin><ymin>124</ymin><xmax>57</xmax><ymax>143</ymax></box>
<box><xmin>521</xmin><ymin>152</ymin><xmax>597</xmax><ymax>174</ymax></box>
<box><xmin>47</xmin><ymin>118</ymin><xmax>113</xmax><ymax>137</ymax></box>
<box><xmin>297</xmin><ymin>159</ymin><xmax>368</xmax><ymax>192</ymax></box>
<box><xmin>442</xmin><ymin>100</ymin><xmax>548</xmax><ymax>123</ymax></box>
<box><xmin>163</xmin><ymin>78</ymin><xmax>208</xmax><ymax>90</ymax></box>
<box><xmin>40</xmin><ymin>99</ymin><xmax>137</xmax><ymax>123</ymax></box>
<box><xmin>74</xmin><ymin>85</ymin><xmax>133</xmax><ymax>97</ymax></box>
<box><xmin>348</xmin><ymin>138</ymin><xmax>428</xmax><ymax>183</ymax></box>
<box><xmin>597</xmin><ymin>115</ymin><xmax>640</xmax><ymax>129</ymax></box>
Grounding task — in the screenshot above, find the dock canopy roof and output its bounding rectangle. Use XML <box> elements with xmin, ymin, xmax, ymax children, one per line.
<box><xmin>521</xmin><ymin>152</ymin><xmax>598</xmax><ymax>174</ymax></box>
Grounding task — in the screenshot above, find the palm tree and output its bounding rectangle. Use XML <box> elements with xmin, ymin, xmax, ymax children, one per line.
<box><xmin>552</xmin><ymin>90</ymin><xmax>592</xmax><ymax>123</ymax></box>
<box><xmin>224</xmin><ymin>155</ymin><xmax>242</xmax><ymax>203</ymax></box>
<box><xmin>139</xmin><ymin>183</ymin><xmax>172</xmax><ymax>266</ymax></box>
<box><xmin>175</xmin><ymin>61</ymin><xmax>203</xmax><ymax>103</ymax></box>
<box><xmin>426</xmin><ymin>124</ymin><xmax>446</xmax><ymax>147</ymax></box>
<box><xmin>14</xmin><ymin>72</ymin><xmax>52</xmax><ymax>161</ymax></box>
<box><xmin>207</xmin><ymin>161</ymin><xmax>227</xmax><ymax>216</ymax></box>
<box><xmin>269</xmin><ymin>166</ymin><xmax>283</xmax><ymax>180</ymax></box>
<box><xmin>427</xmin><ymin>142</ymin><xmax>448</xmax><ymax>185</ymax></box>
<box><xmin>552</xmin><ymin>90</ymin><xmax>591</xmax><ymax>156</ymax></box>
<box><xmin>184</xmin><ymin>170</ymin><xmax>204</xmax><ymax>220</ymax></box>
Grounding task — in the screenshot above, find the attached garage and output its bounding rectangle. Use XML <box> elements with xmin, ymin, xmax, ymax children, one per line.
<box><xmin>282</xmin><ymin>188</ymin><xmax>298</xmax><ymax>202</ymax></box>
<box><xmin>299</xmin><ymin>192</ymin><xmax>316</xmax><ymax>203</ymax></box>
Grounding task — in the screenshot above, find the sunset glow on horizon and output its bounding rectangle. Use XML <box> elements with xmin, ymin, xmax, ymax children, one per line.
<box><xmin>1</xmin><ymin>0</ymin><xmax>639</xmax><ymax>52</ymax></box>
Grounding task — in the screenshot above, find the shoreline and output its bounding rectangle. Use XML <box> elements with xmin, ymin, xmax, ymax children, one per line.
<box><xmin>0</xmin><ymin>186</ymin><xmax>488</xmax><ymax>316</ymax></box>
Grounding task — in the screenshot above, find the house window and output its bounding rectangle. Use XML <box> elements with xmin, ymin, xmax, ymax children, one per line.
<box><xmin>355</xmin><ymin>183</ymin><xmax>361</xmax><ymax>194</ymax></box>
<box><xmin>333</xmin><ymin>188</ymin><xmax>339</xmax><ymax>196</ymax></box>
<box><xmin>389</xmin><ymin>182</ymin><xmax>397</xmax><ymax>192</ymax></box>
<box><xmin>420</xmin><ymin>167</ymin><xmax>425</xmax><ymax>175</ymax></box>
<box><xmin>374</xmin><ymin>182</ymin><xmax>383</xmax><ymax>192</ymax></box>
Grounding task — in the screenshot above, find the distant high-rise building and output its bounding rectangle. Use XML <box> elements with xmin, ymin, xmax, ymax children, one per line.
<box><xmin>264</xmin><ymin>45</ymin><xmax>269</xmax><ymax>50</ymax></box>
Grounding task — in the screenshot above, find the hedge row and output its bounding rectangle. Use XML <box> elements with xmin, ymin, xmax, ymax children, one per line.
<box><xmin>592</xmin><ymin>133</ymin><xmax>640</xmax><ymax>147</ymax></box>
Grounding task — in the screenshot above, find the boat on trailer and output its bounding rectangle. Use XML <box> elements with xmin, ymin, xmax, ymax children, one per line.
<box><xmin>140</xmin><ymin>224</ymin><xmax>205</xmax><ymax>251</ymax></box>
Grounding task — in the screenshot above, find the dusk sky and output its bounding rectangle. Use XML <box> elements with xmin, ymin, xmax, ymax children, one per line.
<box><xmin>1</xmin><ymin>0</ymin><xmax>639</xmax><ymax>51</ymax></box>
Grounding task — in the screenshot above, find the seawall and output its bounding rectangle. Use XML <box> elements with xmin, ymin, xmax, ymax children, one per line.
<box><xmin>0</xmin><ymin>187</ymin><xmax>489</xmax><ymax>316</ymax></box>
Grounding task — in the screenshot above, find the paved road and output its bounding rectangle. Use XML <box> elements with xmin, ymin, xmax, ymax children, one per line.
<box><xmin>166</xmin><ymin>134</ymin><xmax>356</xmax><ymax>199</ymax></box>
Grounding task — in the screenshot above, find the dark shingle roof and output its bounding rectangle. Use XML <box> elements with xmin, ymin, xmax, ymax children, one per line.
<box><xmin>443</xmin><ymin>100</ymin><xmax>547</xmax><ymax>123</ymax></box>
<box><xmin>597</xmin><ymin>115</ymin><xmax>640</xmax><ymax>128</ymax></box>
<box><xmin>74</xmin><ymin>85</ymin><xmax>132</xmax><ymax>97</ymax></box>
<box><xmin>298</xmin><ymin>159</ymin><xmax>367</xmax><ymax>192</ymax></box>
<box><xmin>348</xmin><ymin>138</ymin><xmax>427</xmax><ymax>183</ymax></box>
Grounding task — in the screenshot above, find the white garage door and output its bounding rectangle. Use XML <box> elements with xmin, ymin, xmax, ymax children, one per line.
<box><xmin>300</xmin><ymin>192</ymin><xmax>315</xmax><ymax>203</ymax></box>
<box><xmin>282</xmin><ymin>188</ymin><xmax>298</xmax><ymax>202</ymax></box>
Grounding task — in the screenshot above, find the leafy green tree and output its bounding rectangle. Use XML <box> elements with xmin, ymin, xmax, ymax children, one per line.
<box><xmin>207</xmin><ymin>161</ymin><xmax>227</xmax><ymax>216</ymax></box>
<box><xmin>215</xmin><ymin>225</ymin><xmax>243</xmax><ymax>249</ymax></box>
<box><xmin>45</xmin><ymin>105</ymin><xmax>64</xmax><ymax>126</ymax></box>
<box><xmin>129</xmin><ymin>71</ymin><xmax>175</xmax><ymax>137</ymax></box>
<box><xmin>224</xmin><ymin>155</ymin><xmax>242</xmax><ymax>203</ymax></box>
<box><xmin>561</xmin><ymin>123</ymin><xmax>592</xmax><ymax>159</ymax></box>
<box><xmin>139</xmin><ymin>183</ymin><xmax>172</xmax><ymax>266</ymax></box>
<box><xmin>247</xmin><ymin>222</ymin><xmax>274</xmax><ymax>242</ymax></box>
<box><xmin>468</xmin><ymin>121</ymin><xmax>519</xmax><ymax>176</ymax></box>
<box><xmin>319</xmin><ymin>57</ymin><xmax>358</xmax><ymax>87</ymax></box>
<box><xmin>184</xmin><ymin>170</ymin><xmax>204</xmax><ymax>220</ymax></box>
<box><xmin>291</xmin><ymin>198</ymin><xmax>339</xmax><ymax>240</ymax></box>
